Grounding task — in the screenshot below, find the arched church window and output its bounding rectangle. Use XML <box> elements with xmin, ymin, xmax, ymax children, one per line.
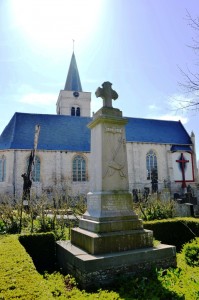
<box><xmin>26</xmin><ymin>155</ymin><xmax>40</xmax><ymax>182</ymax></box>
<box><xmin>71</xmin><ymin>107</ymin><xmax>75</xmax><ymax>116</ymax></box>
<box><xmin>76</xmin><ymin>107</ymin><xmax>80</xmax><ymax>116</ymax></box>
<box><xmin>146</xmin><ymin>150</ymin><xmax>158</xmax><ymax>180</ymax></box>
<box><xmin>0</xmin><ymin>155</ymin><xmax>6</xmax><ymax>182</ymax></box>
<box><xmin>72</xmin><ymin>155</ymin><xmax>86</xmax><ymax>182</ymax></box>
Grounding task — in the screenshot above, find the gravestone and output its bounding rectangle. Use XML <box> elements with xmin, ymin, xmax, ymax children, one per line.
<box><xmin>56</xmin><ymin>82</ymin><xmax>176</xmax><ymax>288</ymax></box>
<box><xmin>160</xmin><ymin>188</ymin><xmax>171</xmax><ymax>202</ymax></box>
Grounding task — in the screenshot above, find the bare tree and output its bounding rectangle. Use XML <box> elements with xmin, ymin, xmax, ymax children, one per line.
<box><xmin>178</xmin><ymin>11</ymin><xmax>199</xmax><ymax>112</ymax></box>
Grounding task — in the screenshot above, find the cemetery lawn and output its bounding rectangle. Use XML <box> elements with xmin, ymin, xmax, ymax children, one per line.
<box><xmin>1</xmin><ymin>235</ymin><xmax>199</xmax><ymax>300</ymax></box>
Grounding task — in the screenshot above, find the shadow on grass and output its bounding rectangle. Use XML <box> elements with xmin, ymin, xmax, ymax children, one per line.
<box><xmin>114</xmin><ymin>271</ymin><xmax>184</xmax><ymax>300</ymax></box>
<box><xmin>83</xmin><ymin>269</ymin><xmax>185</xmax><ymax>300</ymax></box>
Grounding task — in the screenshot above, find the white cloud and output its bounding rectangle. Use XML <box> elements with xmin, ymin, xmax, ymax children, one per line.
<box><xmin>18</xmin><ymin>93</ymin><xmax>56</xmax><ymax>106</ymax></box>
<box><xmin>146</xmin><ymin>93</ymin><xmax>190</xmax><ymax>124</ymax></box>
<box><xmin>154</xmin><ymin>114</ymin><xmax>188</xmax><ymax>124</ymax></box>
<box><xmin>168</xmin><ymin>93</ymin><xmax>196</xmax><ymax>111</ymax></box>
<box><xmin>148</xmin><ymin>104</ymin><xmax>160</xmax><ymax>111</ymax></box>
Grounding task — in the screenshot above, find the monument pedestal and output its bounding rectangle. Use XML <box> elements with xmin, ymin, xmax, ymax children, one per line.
<box><xmin>56</xmin><ymin>242</ymin><xmax>176</xmax><ymax>289</ymax></box>
<box><xmin>56</xmin><ymin>83</ymin><xmax>176</xmax><ymax>288</ymax></box>
<box><xmin>57</xmin><ymin>189</ymin><xmax>176</xmax><ymax>288</ymax></box>
<box><xmin>71</xmin><ymin>191</ymin><xmax>153</xmax><ymax>254</ymax></box>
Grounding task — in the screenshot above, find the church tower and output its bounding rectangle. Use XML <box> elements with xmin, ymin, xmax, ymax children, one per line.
<box><xmin>56</xmin><ymin>52</ymin><xmax>91</xmax><ymax>117</ymax></box>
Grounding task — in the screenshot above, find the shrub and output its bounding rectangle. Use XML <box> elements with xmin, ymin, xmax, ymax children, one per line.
<box><xmin>19</xmin><ymin>232</ymin><xmax>56</xmax><ymax>272</ymax></box>
<box><xmin>0</xmin><ymin>235</ymin><xmax>53</xmax><ymax>300</ymax></box>
<box><xmin>0</xmin><ymin>218</ymin><xmax>6</xmax><ymax>233</ymax></box>
<box><xmin>2</xmin><ymin>235</ymin><xmax>199</xmax><ymax>299</ymax></box>
<box><xmin>144</xmin><ymin>217</ymin><xmax>199</xmax><ymax>251</ymax></box>
<box><xmin>0</xmin><ymin>204</ymin><xmax>21</xmax><ymax>233</ymax></box>
<box><xmin>137</xmin><ymin>197</ymin><xmax>176</xmax><ymax>221</ymax></box>
<box><xmin>182</xmin><ymin>237</ymin><xmax>199</xmax><ymax>267</ymax></box>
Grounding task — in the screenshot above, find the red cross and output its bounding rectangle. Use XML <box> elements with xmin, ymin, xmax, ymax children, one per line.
<box><xmin>176</xmin><ymin>153</ymin><xmax>189</xmax><ymax>188</ymax></box>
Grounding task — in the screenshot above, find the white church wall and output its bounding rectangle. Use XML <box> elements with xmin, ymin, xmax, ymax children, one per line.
<box><xmin>126</xmin><ymin>142</ymin><xmax>142</xmax><ymax>190</ymax></box>
<box><xmin>126</xmin><ymin>142</ymin><xmax>177</xmax><ymax>193</ymax></box>
<box><xmin>0</xmin><ymin>149</ymin><xmax>90</xmax><ymax>199</ymax></box>
<box><xmin>0</xmin><ymin>143</ymin><xmax>197</xmax><ymax>202</ymax></box>
<box><xmin>0</xmin><ymin>150</ymin><xmax>14</xmax><ymax>196</ymax></box>
<box><xmin>37</xmin><ymin>150</ymin><xmax>90</xmax><ymax>196</ymax></box>
<box><xmin>0</xmin><ymin>150</ymin><xmax>31</xmax><ymax>199</ymax></box>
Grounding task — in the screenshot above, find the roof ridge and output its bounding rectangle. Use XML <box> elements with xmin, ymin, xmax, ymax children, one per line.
<box><xmin>14</xmin><ymin>112</ymin><xmax>92</xmax><ymax>120</ymax></box>
<box><xmin>125</xmin><ymin>116</ymin><xmax>181</xmax><ymax>123</ymax></box>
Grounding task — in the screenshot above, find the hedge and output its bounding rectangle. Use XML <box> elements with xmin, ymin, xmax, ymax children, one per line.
<box><xmin>144</xmin><ymin>217</ymin><xmax>199</xmax><ymax>251</ymax></box>
<box><xmin>0</xmin><ymin>235</ymin><xmax>53</xmax><ymax>300</ymax></box>
<box><xmin>181</xmin><ymin>237</ymin><xmax>199</xmax><ymax>267</ymax></box>
<box><xmin>18</xmin><ymin>232</ymin><xmax>56</xmax><ymax>273</ymax></box>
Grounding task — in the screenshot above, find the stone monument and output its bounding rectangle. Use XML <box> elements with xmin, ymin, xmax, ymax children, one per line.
<box><xmin>56</xmin><ymin>81</ymin><xmax>176</xmax><ymax>288</ymax></box>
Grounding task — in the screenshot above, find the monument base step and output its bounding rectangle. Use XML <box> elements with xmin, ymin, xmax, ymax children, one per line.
<box><xmin>71</xmin><ymin>227</ymin><xmax>153</xmax><ymax>254</ymax></box>
<box><xmin>56</xmin><ymin>241</ymin><xmax>176</xmax><ymax>289</ymax></box>
<box><xmin>79</xmin><ymin>217</ymin><xmax>143</xmax><ymax>233</ymax></box>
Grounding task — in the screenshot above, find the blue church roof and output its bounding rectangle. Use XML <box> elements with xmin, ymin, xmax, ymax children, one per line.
<box><xmin>170</xmin><ymin>145</ymin><xmax>192</xmax><ymax>152</ymax></box>
<box><xmin>125</xmin><ymin>117</ymin><xmax>192</xmax><ymax>145</ymax></box>
<box><xmin>0</xmin><ymin>113</ymin><xmax>192</xmax><ymax>151</ymax></box>
<box><xmin>0</xmin><ymin>113</ymin><xmax>91</xmax><ymax>151</ymax></box>
<box><xmin>64</xmin><ymin>52</ymin><xmax>82</xmax><ymax>92</ymax></box>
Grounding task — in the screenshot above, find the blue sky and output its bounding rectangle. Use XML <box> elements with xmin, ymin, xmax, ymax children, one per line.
<box><xmin>0</xmin><ymin>0</ymin><xmax>199</xmax><ymax>158</ymax></box>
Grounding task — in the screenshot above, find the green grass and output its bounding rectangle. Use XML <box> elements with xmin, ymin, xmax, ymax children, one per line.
<box><xmin>1</xmin><ymin>234</ymin><xmax>199</xmax><ymax>299</ymax></box>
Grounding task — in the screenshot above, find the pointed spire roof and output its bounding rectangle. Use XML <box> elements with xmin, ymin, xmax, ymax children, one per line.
<box><xmin>64</xmin><ymin>52</ymin><xmax>82</xmax><ymax>92</ymax></box>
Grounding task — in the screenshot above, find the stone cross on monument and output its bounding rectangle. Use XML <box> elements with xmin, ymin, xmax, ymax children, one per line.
<box><xmin>95</xmin><ymin>81</ymin><xmax>118</xmax><ymax>107</ymax></box>
<box><xmin>176</xmin><ymin>153</ymin><xmax>189</xmax><ymax>188</ymax></box>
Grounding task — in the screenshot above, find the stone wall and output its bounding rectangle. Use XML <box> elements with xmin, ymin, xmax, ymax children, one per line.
<box><xmin>0</xmin><ymin>142</ymin><xmax>198</xmax><ymax>199</ymax></box>
<box><xmin>127</xmin><ymin>143</ymin><xmax>171</xmax><ymax>191</ymax></box>
<box><xmin>0</xmin><ymin>149</ymin><xmax>91</xmax><ymax>199</ymax></box>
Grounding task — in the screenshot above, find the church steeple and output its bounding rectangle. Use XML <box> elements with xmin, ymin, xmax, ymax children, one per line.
<box><xmin>64</xmin><ymin>52</ymin><xmax>82</xmax><ymax>92</ymax></box>
<box><xmin>56</xmin><ymin>52</ymin><xmax>91</xmax><ymax>117</ymax></box>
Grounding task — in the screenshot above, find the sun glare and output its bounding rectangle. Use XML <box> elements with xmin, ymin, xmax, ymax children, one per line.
<box><xmin>11</xmin><ymin>0</ymin><xmax>102</xmax><ymax>50</ymax></box>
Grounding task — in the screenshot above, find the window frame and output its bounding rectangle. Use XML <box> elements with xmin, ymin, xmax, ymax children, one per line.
<box><xmin>146</xmin><ymin>150</ymin><xmax>158</xmax><ymax>180</ymax></box>
<box><xmin>71</xmin><ymin>106</ymin><xmax>81</xmax><ymax>117</ymax></box>
<box><xmin>76</xmin><ymin>107</ymin><xmax>80</xmax><ymax>116</ymax></box>
<box><xmin>72</xmin><ymin>155</ymin><xmax>87</xmax><ymax>182</ymax></box>
<box><xmin>0</xmin><ymin>155</ymin><xmax>6</xmax><ymax>182</ymax></box>
<box><xmin>71</xmin><ymin>107</ymin><xmax>75</xmax><ymax>116</ymax></box>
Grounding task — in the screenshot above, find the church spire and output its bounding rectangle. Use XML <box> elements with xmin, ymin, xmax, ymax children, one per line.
<box><xmin>64</xmin><ymin>52</ymin><xmax>82</xmax><ymax>92</ymax></box>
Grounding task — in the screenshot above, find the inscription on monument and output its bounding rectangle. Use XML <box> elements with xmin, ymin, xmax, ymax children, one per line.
<box><xmin>105</xmin><ymin>127</ymin><xmax>122</xmax><ymax>134</ymax></box>
<box><xmin>102</xmin><ymin>199</ymin><xmax>116</xmax><ymax>210</ymax></box>
<box><xmin>88</xmin><ymin>196</ymin><xmax>100</xmax><ymax>211</ymax></box>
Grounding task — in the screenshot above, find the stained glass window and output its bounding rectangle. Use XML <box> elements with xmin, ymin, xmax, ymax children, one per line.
<box><xmin>0</xmin><ymin>156</ymin><xmax>6</xmax><ymax>182</ymax></box>
<box><xmin>146</xmin><ymin>150</ymin><xmax>158</xmax><ymax>180</ymax></box>
<box><xmin>73</xmin><ymin>155</ymin><xmax>86</xmax><ymax>182</ymax></box>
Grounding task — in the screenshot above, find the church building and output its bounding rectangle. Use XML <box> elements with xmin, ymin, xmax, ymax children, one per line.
<box><xmin>0</xmin><ymin>52</ymin><xmax>198</xmax><ymax>200</ymax></box>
